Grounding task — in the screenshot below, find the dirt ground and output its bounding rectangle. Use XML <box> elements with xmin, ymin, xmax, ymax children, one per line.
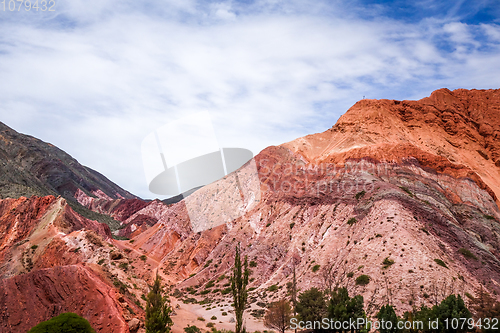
<box><xmin>170</xmin><ymin>298</ymin><xmax>270</xmax><ymax>333</ymax></box>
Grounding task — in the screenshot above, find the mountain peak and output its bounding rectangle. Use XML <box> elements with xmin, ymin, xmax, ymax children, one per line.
<box><xmin>284</xmin><ymin>88</ymin><xmax>500</xmax><ymax>203</ymax></box>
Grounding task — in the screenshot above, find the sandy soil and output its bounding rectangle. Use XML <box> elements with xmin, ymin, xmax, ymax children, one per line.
<box><xmin>171</xmin><ymin>298</ymin><xmax>270</xmax><ymax>333</ymax></box>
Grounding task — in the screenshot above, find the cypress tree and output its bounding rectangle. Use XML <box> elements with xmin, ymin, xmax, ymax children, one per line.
<box><xmin>146</xmin><ymin>272</ymin><xmax>173</xmax><ymax>333</ymax></box>
<box><xmin>231</xmin><ymin>243</ymin><xmax>249</xmax><ymax>333</ymax></box>
<box><xmin>377</xmin><ymin>305</ymin><xmax>400</xmax><ymax>333</ymax></box>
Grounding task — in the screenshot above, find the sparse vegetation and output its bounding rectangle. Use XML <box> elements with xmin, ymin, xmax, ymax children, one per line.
<box><xmin>268</xmin><ymin>284</ymin><xmax>278</xmax><ymax>292</ymax></box>
<box><xmin>110</xmin><ymin>252</ymin><xmax>123</xmax><ymax>260</ymax></box>
<box><xmin>382</xmin><ymin>257</ymin><xmax>395</xmax><ymax>269</ymax></box>
<box><xmin>184</xmin><ymin>325</ymin><xmax>201</xmax><ymax>333</ymax></box>
<box><xmin>355</xmin><ymin>190</ymin><xmax>366</xmax><ymax>200</ymax></box>
<box><xmin>434</xmin><ymin>258</ymin><xmax>448</xmax><ymax>268</ymax></box>
<box><xmin>399</xmin><ymin>186</ymin><xmax>414</xmax><ymax>197</ymax></box>
<box><xmin>347</xmin><ymin>217</ymin><xmax>357</xmax><ymax>226</ymax></box>
<box><xmin>85</xmin><ymin>230</ymin><xmax>103</xmax><ymax>247</ymax></box>
<box><xmin>355</xmin><ymin>274</ymin><xmax>370</xmax><ymax>286</ymax></box>
<box><xmin>204</xmin><ymin>259</ymin><xmax>213</xmax><ymax>268</ymax></box>
<box><xmin>459</xmin><ymin>248</ymin><xmax>478</xmax><ymax>260</ymax></box>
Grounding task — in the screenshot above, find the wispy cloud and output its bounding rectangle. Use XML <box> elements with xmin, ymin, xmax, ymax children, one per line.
<box><xmin>0</xmin><ymin>0</ymin><xmax>499</xmax><ymax>198</ymax></box>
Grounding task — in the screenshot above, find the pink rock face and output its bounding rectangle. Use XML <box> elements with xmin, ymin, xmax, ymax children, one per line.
<box><xmin>121</xmin><ymin>88</ymin><xmax>500</xmax><ymax>313</ymax></box>
<box><xmin>0</xmin><ymin>264</ymin><xmax>129</xmax><ymax>333</ymax></box>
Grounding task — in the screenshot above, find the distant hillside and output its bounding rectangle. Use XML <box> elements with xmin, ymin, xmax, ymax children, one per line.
<box><xmin>0</xmin><ymin>121</ymin><xmax>138</xmax><ymax>230</ymax></box>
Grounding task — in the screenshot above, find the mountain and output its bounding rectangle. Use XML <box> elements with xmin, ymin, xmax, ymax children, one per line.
<box><xmin>0</xmin><ymin>88</ymin><xmax>499</xmax><ymax>331</ymax></box>
<box><xmin>0</xmin><ymin>121</ymin><xmax>136</xmax><ymax>201</ymax></box>
<box><xmin>123</xmin><ymin>88</ymin><xmax>500</xmax><ymax>317</ymax></box>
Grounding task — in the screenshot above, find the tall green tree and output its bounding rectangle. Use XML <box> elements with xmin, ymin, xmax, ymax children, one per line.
<box><xmin>146</xmin><ymin>272</ymin><xmax>173</xmax><ymax>333</ymax></box>
<box><xmin>231</xmin><ymin>243</ymin><xmax>250</xmax><ymax>333</ymax></box>
<box><xmin>402</xmin><ymin>295</ymin><xmax>472</xmax><ymax>333</ymax></box>
<box><xmin>328</xmin><ymin>287</ymin><xmax>365</xmax><ymax>333</ymax></box>
<box><xmin>432</xmin><ymin>294</ymin><xmax>472</xmax><ymax>333</ymax></box>
<box><xmin>296</xmin><ymin>288</ymin><xmax>327</xmax><ymax>333</ymax></box>
<box><xmin>377</xmin><ymin>305</ymin><xmax>400</xmax><ymax>333</ymax></box>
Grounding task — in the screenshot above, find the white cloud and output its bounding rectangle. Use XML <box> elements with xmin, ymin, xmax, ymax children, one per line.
<box><xmin>0</xmin><ymin>0</ymin><xmax>499</xmax><ymax>199</ymax></box>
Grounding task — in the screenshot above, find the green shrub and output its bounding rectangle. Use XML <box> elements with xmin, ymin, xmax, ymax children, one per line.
<box><xmin>184</xmin><ymin>325</ymin><xmax>201</xmax><ymax>333</ymax></box>
<box><xmin>31</xmin><ymin>245</ymin><xmax>38</xmax><ymax>250</ymax></box>
<box><xmin>268</xmin><ymin>284</ymin><xmax>278</xmax><ymax>292</ymax></box>
<box><xmin>221</xmin><ymin>312</ymin><xmax>228</xmax><ymax>316</ymax></box>
<box><xmin>458</xmin><ymin>248</ymin><xmax>477</xmax><ymax>260</ymax></box>
<box><xmin>220</xmin><ymin>287</ymin><xmax>232</xmax><ymax>295</ymax></box>
<box><xmin>355</xmin><ymin>190</ymin><xmax>366</xmax><ymax>200</ymax></box>
<box><xmin>206</xmin><ymin>322</ymin><xmax>215</xmax><ymax>328</ymax></box>
<box><xmin>289</xmin><ymin>222</ymin><xmax>295</xmax><ymax>229</ymax></box>
<box><xmin>347</xmin><ymin>218</ymin><xmax>357</xmax><ymax>225</ymax></box>
<box><xmin>204</xmin><ymin>259</ymin><xmax>213</xmax><ymax>268</ymax></box>
<box><xmin>347</xmin><ymin>272</ymin><xmax>354</xmax><ymax>278</ymax></box>
<box><xmin>399</xmin><ymin>186</ymin><xmax>414</xmax><ymax>197</ymax></box>
<box><xmin>382</xmin><ymin>257</ymin><xmax>395</xmax><ymax>268</ymax></box>
<box><xmin>140</xmin><ymin>255</ymin><xmax>147</xmax><ymax>261</ymax></box>
<box><xmin>205</xmin><ymin>280</ymin><xmax>215</xmax><ymax>288</ymax></box>
<box><xmin>434</xmin><ymin>259</ymin><xmax>448</xmax><ymax>268</ymax></box>
<box><xmin>355</xmin><ymin>275</ymin><xmax>370</xmax><ymax>286</ymax></box>
<box><xmin>484</xmin><ymin>215</ymin><xmax>495</xmax><ymax>220</ymax></box>
<box><xmin>119</xmin><ymin>262</ymin><xmax>128</xmax><ymax>270</ymax></box>
<box><xmin>312</xmin><ymin>264</ymin><xmax>321</xmax><ymax>273</ymax></box>
<box><xmin>197</xmin><ymin>317</ymin><xmax>205</xmax><ymax>321</ymax></box>
<box><xmin>249</xmin><ymin>261</ymin><xmax>257</xmax><ymax>268</ymax></box>
<box><xmin>27</xmin><ymin>313</ymin><xmax>96</xmax><ymax>333</ymax></box>
<box><xmin>211</xmin><ymin>316</ymin><xmax>217</xmax><ymax>320</ymax></box>
<box><xmin>266</xmin><ymin>223</ymin><xmax>271</xmax><ymax>227</ymax></box>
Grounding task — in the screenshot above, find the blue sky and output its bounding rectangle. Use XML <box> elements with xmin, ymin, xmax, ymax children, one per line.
<box><xmin>0</xmin><ymin>0</ymin><xmax>499</xmax><ymax>199</ymax></box>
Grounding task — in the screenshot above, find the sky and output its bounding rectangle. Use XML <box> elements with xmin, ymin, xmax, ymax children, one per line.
<box><xmin>0</xmin><ymin>0</ymin><xmax>499</xmax><ymax>199</ymax></box>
